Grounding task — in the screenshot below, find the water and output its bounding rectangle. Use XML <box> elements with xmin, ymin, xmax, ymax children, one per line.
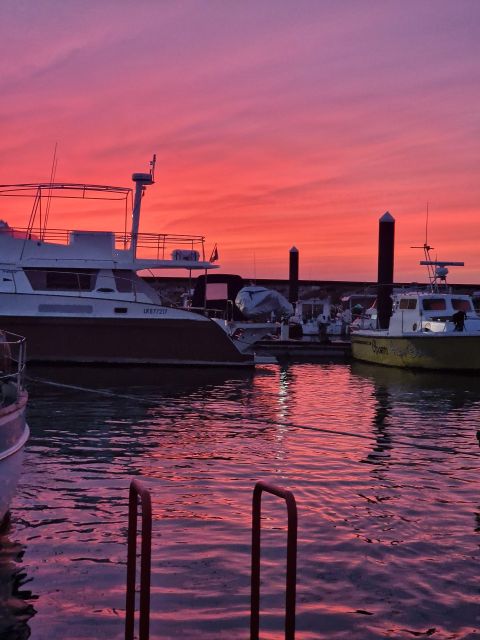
<box><xmin>1</xmin><ymin>362</ymin><xmax>480</xmax><ymax>639</ymax></box>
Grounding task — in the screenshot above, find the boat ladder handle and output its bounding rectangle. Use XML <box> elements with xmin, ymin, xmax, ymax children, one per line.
<box><xmin>125</xmin><ymin>479</ymin><xmax>152</xmax><ymax>640</ymax></box>
<box><xmin>250</xmin><ymin>481</ymin><xmax>298</xmax><ymax>640</ymax></box>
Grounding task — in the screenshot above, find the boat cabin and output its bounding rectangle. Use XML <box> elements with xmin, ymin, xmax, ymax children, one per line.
<box><xmin>389</xmin><ymin>292</ymin><xmax>476</xmax><ymax>334</ymax></box>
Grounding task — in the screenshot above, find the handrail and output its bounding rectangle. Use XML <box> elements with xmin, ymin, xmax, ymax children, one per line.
<box><xmin>1</xmin><ymin>227</ymin><xmax>206</xmax><ymax>259</ymax></box>
<box><xmin>0</xmin><ymin>332</ymin><xmax>26</xmax><ymax>391</ymax></box>
<box><xmin>125</xmin><ymin>479</ymin><xmax>152</xmax><ymax>640</ymax></box>
<box><xmin>250</xmin><ymin>481</ymin><xmax>298</xmax><ymax>640</ymax></box>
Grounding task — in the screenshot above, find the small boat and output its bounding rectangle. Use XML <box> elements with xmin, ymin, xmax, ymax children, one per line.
<box><xmin>290</xmin><ymin>297</ymin><xmax>332</xmax><ymax>340</ymax></box>
<box><xmin>188</xmin><ymin>274</ymin><xmax>285</xmax><ymax>354</ymax></box>
<box><xmin>0</xmin><ymin>158</ymin><xmax>253</xmax><ymax>366</ymax></box>
<box><xmin>351</xmin><ymin>248</ymin><xmax>480</xmax><ymax>370</ymax></box>
<box><xmin>0</xmin><ymin>332</ymin><xmax>28</xmax><ymax>528</ymax></box>
<box><xmin>327</xmin><ymin>293</ymin><xmax>377</xmax><ymax>338</ymax></box>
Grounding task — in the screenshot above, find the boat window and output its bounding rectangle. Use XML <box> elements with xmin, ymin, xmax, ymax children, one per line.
<box><xmin>114</xmin><ymin>270</ymin><xmax>134</xmax><ymax>293</ymax></box>
<box><xmin>452</xmin><ymin>298</ymin><xmax>473</xmax><ymax>312</ymax></box>
<box><xmin>25</xmin><ymin>269</ymin><xmax>97</xmax><ymax>291</ymax></box>
<box><xmin>422</xmin><ymin>298</ymin><xmax>447</xmax><ymax>311</ymax></box>
<box><xmin>399</xmin><ymin>298</ymin><xmax>417</xmax><ymax>310</ymax></box>
<box><xmin>114</xmin><ymin>270</ymin><xmax>159</xmax><ymax>300</ymax></box>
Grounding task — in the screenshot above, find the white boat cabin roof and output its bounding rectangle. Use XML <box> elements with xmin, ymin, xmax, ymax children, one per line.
<box><xmin>393</xmin><ymin>290</ymin><xmax>474</xmax><ymax>313</ymax></box>
<box><xmin>0</xmin><ymin>228</ymin><xmax>215</xmax><ymax>271</ymax></box>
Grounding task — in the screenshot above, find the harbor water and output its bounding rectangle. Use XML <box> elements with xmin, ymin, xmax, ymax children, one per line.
<box><xmin>1</xmin><ymin>362</ymin><xmax>479</xmax><ymax>639</ymax></box>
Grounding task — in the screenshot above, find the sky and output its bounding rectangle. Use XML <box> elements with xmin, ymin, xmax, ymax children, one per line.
<box><xmin>1</xmin><ymin>0</ymin><xmax>480</xmax><ymax>282</ymax></box>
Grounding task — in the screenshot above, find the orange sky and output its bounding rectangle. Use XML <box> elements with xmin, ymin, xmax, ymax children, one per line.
<box><xmin>1</xmin><ymin>1</ymin><xmax>480</xmax><ymax>283</ymax></box>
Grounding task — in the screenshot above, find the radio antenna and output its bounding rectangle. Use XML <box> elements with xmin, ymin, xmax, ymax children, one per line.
<box><xmin>425</xmin><ymin>201</ymin><xmax>429</xmax><ymax>247</ymax></box>
<box><xmin>43</xmin><ymin>142</ymin><xmax>58</xmax><ymax>240</ymax></box>
<box><xmin>149</xmin><ymin>154</ymin><xmax>156</xmax><ymax>181</ymax></box>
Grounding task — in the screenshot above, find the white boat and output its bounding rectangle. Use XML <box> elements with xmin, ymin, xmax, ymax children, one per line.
<box><xmin>0</xmin><ymin>332</ymin><xmax>28</xmax><ymax>527</ymax></box>
<box><xmin>0</xmin><ymin>159</ymin><xmax>254</xmax><ymax>366</ymax></box>
<box><xmin>290</xmin><ymin>298</ymin><xmax>332</xmax><ymax>339</ymax></box>
<box><xmin>287</xmin><ymin>294</ymin><xmax>377</xmax><ymax>341</ymax></box>
<box><xmin>351</xmin><ymin>249</ymin><xmax>480</xmax><ymax>370</ymax></box>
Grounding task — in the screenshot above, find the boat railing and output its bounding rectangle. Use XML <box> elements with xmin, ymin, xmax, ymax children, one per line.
<box><xmin>4</xmin><ymin>227</ymin><xmax>207</xmax><ymax>261</ymax></box>
<box><xmin>0</xmin><ymin>332</ymin><xmax>26</xmax><ymax>395</ymax></box>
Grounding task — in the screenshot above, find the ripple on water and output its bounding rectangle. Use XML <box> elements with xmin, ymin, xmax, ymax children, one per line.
<box><xmin>1</xmin><ymin>362</ymin><xmax>479</xmax><ymax>639</ymax></box>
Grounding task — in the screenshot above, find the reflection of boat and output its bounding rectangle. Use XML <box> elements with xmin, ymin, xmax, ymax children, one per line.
<box><xmin>0</xmin><ymin>332</ymin><xmax>28</xmax><ymax>527</ymax></box>
<box><xmin>351</xmin><ymin>359</ymin><xmax>480</xmax><ymax>392</ymax></box>
<box><xmin>0</xmin><ymin>537</ymin><xmax>35</xmax><ymax>637</ymax></box>
<box><xmin>0</xmin><ymin>159</ymin><xmax>252</xmax><ymax>366</ymax></box>
<box><xmin>351</xmin><ymin>249</ymin><xmax>480</xmax><ymax>370</ymax></box>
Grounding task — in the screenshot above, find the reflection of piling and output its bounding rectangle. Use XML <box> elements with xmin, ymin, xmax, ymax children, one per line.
<box><xmin>289</xmin><ymin>247</ymin><xmax>299</xmax><ymax>304</ymax></box>
<box><xmin>377</xmin><ymin>212</ymin><xmax>395</xmax><ymax>329</ymax></box>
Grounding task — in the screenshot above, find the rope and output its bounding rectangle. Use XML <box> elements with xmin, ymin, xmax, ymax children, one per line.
<box><xmin>26</xmin><ymin>375</ymin><xmax>480</xmax><ymax>459</ymax></box>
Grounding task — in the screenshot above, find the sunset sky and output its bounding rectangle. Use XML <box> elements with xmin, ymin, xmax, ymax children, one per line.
<box><xmin>1</xmin><ymin>1</ymin><xmax>480</xmax><ymax>282</ymax></box>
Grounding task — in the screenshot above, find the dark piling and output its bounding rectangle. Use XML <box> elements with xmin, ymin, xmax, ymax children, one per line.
<box><xmin>377</xmin><ymin>212</ymin><xmax>395</xmax><ymax>329</ymax></box>
<box><xmin>289</xmin><ymin>247</ymin><xmax>299</xmax><ymax>304</ymax></box>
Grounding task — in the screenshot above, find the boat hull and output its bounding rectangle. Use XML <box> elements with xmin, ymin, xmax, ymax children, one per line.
<box><xmin>0</xmin><ymin>392</ymin><xmax>29</xmax><ymax>525</ymax></box>
<box><xmin>351</xmin><ymin>332</ymin><xmax>480</xmax><ymax>370</ymax></box>
<box><xmin>0</xmin><ymin>316</ymin><xmax>253</xmax><ymax>366</ymax></box>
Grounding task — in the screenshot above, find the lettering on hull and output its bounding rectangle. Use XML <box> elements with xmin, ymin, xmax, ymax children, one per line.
<box><xmin>371</xmin><ymin>339</ymin><xmax>388</xmax><ymax>355</ymax></box>
<box><xmin>143</xmin><ymin>308</ymin><xmax>167</xmax><ymax>315</ymax></box>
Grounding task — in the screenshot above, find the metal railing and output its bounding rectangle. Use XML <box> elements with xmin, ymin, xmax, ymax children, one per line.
<box><xmin>122</xmin><ymin>479</ymin><xmax>298</xmax><ymax>639</ymax></box>
<box><xmin>250</xmin><ymin>481</ymin><xmax>298</xmax><ymax>640</ymax></box>
<box><xmin>0</xmin><ymin>331</ymin><xmax>26</xmax><ymax>394</ymax></box>
<box><xmin>2</xmin><ymin>226</ymin><xmax>207</xmax><ymax>262</ymax></box>
<box><xmin>125</xmin><ymin>479</ymin><xmax>152</xmax><ymax>640</ymax></box>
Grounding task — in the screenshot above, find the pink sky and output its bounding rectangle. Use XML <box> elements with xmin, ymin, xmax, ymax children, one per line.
<box><xmin>1</xmin><ymin>1</ymin><xmax>480</xmax><ymax>282</ymax></box>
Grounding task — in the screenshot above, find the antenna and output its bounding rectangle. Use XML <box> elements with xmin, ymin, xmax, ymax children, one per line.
<box><xmin>412</xmin><ymin>203</ymin><xmax>464</xmax><ymax>290</ymax></box>
<box><xmin>425</xmin><ymin>201</ymin><xmax>429</xmax><ymax>246</ymax></box>
<box><xmin>149</xmin><ymin>154</ymin><xmax>156</xmax><ymax>182</ymax></box>
<box><xmin>43</xmin><ymin>142</ymin><xmax>58</xmax><ymax>240</ymax></box>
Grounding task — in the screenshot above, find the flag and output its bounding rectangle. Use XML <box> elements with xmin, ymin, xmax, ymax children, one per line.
<box><xmin>209</xmin><ymin>244</ymin><xmax>219</xmax><ymax>262</ymax></box>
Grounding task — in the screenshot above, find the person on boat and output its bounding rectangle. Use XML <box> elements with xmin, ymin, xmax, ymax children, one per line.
<box><xmin>452</xmin><ymin>309</ymin><xmax>467</xmax><ymax>332</ymax></box>
<box><xmin>341</xmin><ymin>308</ymin><xmax>352</xmax><ymax>337</ymax></box>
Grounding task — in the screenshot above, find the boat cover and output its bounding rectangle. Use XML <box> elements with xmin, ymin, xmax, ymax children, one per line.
<box><xmin>235</xmin><ymin>286</ymin><xmax>293</xmax><ymax>319</ymax></box>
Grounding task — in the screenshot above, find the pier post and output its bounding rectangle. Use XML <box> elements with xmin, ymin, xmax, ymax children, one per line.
<box><xmin>377</xmin><ymin>212</ymin><xmax>395</xmax><ymax>330</ymax></box>
<box><xmin>288</xmin><ymin>247</ymin><xmax>299</xmax><ymax>305</ymax></box>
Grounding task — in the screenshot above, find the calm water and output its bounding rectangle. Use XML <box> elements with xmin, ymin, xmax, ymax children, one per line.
<box><xmin>1</xmin><ymin>362</ymin><xmax>479</xmax><ymax>639</ymax></box>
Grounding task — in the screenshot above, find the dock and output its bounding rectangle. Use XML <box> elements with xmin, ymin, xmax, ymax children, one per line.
<box><xmin>254</xmin><ymin>338</ymin><xmax>351</xmax><ymax>361</ymax></box>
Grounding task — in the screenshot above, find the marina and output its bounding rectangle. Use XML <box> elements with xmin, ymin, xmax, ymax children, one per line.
<box><xmin>2</xmin><ymin>3</ymin><xmax>480</xmax><ymax>639</ymax></box>
<box><xmin>1</xmin><ymin>362</ymin><xmax>479</xmax><ymax>638</ymax></box>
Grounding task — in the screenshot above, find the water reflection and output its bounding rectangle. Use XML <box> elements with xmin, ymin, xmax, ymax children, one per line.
<box><xmin>0</xmin><ymin>530</ymin><xmax>36</xmax><ymax>640</ymax></box>
<box><xmin>1</xmin><ymin>362</ymin><xmax>479</xmax><ymax>638</ymax></box>
<box><xmin>366</xmin><ymin>384</ymin><xmax>393</xmax><ymax>464</ymax></box>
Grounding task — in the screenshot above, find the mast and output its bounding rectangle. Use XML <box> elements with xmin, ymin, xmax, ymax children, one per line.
<box><xmin>131</xmin><ymin>155</ymin><xmax>156</xmax><ymax>258</ymax></box>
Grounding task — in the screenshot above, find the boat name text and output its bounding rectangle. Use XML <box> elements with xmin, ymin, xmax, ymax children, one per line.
<box><xmin>143</xmin><ymin>308</ymin><xmax>167</xmax><ymax>315</ymax></box>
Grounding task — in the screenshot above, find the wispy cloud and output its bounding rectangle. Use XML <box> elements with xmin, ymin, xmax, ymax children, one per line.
<box><xmin>1</xmin><ymin>0</ymin><xmax>480</xmax><ymax>280</ymax></box>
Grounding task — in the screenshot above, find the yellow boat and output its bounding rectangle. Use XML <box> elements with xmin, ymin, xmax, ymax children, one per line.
<box><xmin>351</xmin><ymin>329</ymin><xmax>480</xmax><ymax>370</ymax></box>
<box><xmin>351</xmin><ymin>270</ymin><xmax>480</xmax><ymax>371</ymax></box>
